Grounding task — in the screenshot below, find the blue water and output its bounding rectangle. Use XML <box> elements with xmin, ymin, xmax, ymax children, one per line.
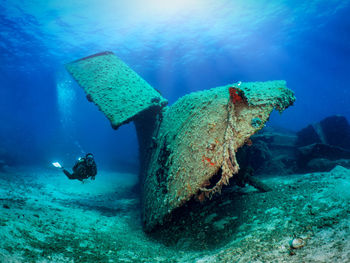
<box><xmin>1</xmin><ymin>0</ymin><xmax>350</xmax><ymax>169</ymax></box>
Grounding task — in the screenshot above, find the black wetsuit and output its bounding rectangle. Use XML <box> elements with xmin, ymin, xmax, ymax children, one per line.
<box><xmin>63</xmin><ymin>157</ymin><xmax>97</xmax><ymax>181</ymax></box>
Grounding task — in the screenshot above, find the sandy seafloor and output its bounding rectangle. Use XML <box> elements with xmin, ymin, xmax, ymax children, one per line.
<box><xmin>1</xmin><ymin>165</ymin><xmax>350</xmax><ymax>263</ymax></box>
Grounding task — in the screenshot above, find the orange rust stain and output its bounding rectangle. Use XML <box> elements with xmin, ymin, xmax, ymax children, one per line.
<box><xmin>229</xmin><ymin>87</ymin><xmax>243</xmax><ymax>104</ymax></box>
<box><xmin>246</xmin><ymin>139</ymin><xmax>253</xmax><ymax>146</ymax></box>
<box><xmin>208</xmin><ymin>123</ymin><xmax>216</xmax><ymax>129</ymax></box>
<box><xmin>197</xmin><ymin>193</ymin><xmax>205</xmax><ymax>203</ymax></box>
<box><xmin>202</xmin><ymin>155</ymin><xmax>215</xmax><ymax>166</ymax></box>
<box><xmin>187</xmin><ymin>184</ymin><xmax>192</xmax><ymax>192</ymax></box>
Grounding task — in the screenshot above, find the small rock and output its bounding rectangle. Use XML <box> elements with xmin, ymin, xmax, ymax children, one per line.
<box><xmin>289</xmin><ymin>238</ymin><xmax>305</xmax><ymax>249</ymax></box>
<box><xmin>3</xmin><ymin>204</ymin><xmax>10</xmax><ymax>209</ymax></box>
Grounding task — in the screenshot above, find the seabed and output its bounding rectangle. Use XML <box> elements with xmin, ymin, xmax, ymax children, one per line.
<box><xmin>1</xmin><ymin>165</ymin><xmax>350</xmax><ymax>262</ymax></box>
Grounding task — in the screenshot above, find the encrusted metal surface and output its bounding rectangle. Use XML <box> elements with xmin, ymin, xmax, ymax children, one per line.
<box><xmin>142</xmin><ymin>81</ymin><xmax>295</xmax><ymax>230</ymax></box>
<box><xmin>66</xmin><ymin>51</ymin><xmax>167</xmax><ymax>130</ymax></box>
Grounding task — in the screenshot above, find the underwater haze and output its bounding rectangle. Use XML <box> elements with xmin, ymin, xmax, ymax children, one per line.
<box><xmin>2</xmin><ymin>1</ymin><xmax>350</xmax><ymax>262</ymax></box>
<box><xmin>1</xmin><ymin>0</ymin><xmax>349</xmax><ymax>168</ymax></box>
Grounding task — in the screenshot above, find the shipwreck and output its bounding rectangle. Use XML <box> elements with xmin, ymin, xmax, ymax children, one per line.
<box><xmin>65</xmin><ymin>51</ymin><xmax>295</xmax><ymax>231</ymax></box>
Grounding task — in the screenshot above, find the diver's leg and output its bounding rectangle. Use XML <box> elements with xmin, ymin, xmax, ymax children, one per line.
<box><xmin>62</xmin><ymin>169</ymin><xmax>76</xmax><ymax>180</ymax></box>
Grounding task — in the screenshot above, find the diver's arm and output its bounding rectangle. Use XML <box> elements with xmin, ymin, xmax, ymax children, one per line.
<box><xmin>62</xmin><ymin>169</ymin><xmax>76</xmax><ymax>180</ymax></box>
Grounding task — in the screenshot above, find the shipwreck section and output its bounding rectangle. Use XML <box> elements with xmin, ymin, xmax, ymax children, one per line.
<box><xmin>65</xmin><ymin>51</ymin><xmax>168</xmax><ymax>130</ymax></box>
<box><xmin>65</xmin><ymin>51</ymin><xmax>295</xmax><ymax>233</ymax></box>
<box><xmin>65</xmin><ymin>52</ymin><xmax>168</xmax><ymax>174</ymax></box>
<box><xmin>142</xmin><ymin>81</ymin><xmax>295</xmax><ymax>231</ymax></box>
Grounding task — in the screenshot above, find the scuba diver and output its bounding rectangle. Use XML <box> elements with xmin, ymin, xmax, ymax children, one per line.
<box><xmin>53</xmin><ymin>153</ymin><xmax>97</xmax><ymax>181</ymax></box>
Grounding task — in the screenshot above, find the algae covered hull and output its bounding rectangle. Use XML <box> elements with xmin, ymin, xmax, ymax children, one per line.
<box><xmin>66</xmin><ymin>52</ymin><xmax>295</xmax><ymax>231</ymax></box>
